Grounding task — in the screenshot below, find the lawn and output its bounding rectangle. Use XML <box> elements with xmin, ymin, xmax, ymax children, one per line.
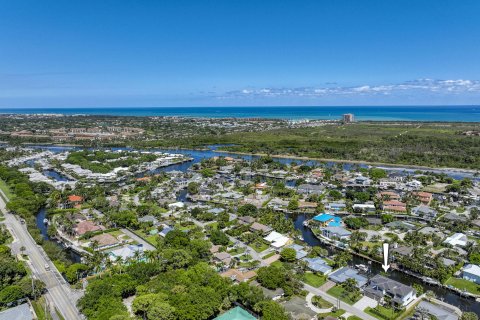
<box><xmin>318</xmin><ymin>309</ymin><xmax>345</xmax><ymax>318</ymax></box>
<box><xmin>271</xmin><ymin>260</ymin><xmax>284</xmax><ymax>268</ymax></box>
<box><xmin>0</xmin><ymin>179</ymin><xmax>13</xmax><ymax>199</ymax></box>
<box><xmin>250</xmin><ymin>241</ymin><xmax>269</xmax><ymax>253</ymax></box>
<box><xmin>32</xmin><ymin>296</ymin><xmax>53</xmax><ymax>320</ymax></box>
<box><xmin>445</xmin><ymin>277</ymin><xmax>480</xmax><ymax>294</ymax></box>
<box><xmin>228</xmin><ymin>247</ymin><xmax>246</xmax><ymax>256</ymax></box>
<box><xmin>347</xmin><ymin>316</ymin><xmax>363</xmax><ymax>320</ymax></box>
<box><xmin>327</xmin><ymin>285</ymin><xmax>361</xmax><ymax>305</ymax></box>
<box><xmin>303</xmin><ymin>272</ymin><xmax>327</xmax><ymax>288</ymax></box>
<box><xmin>311</xmin><ymin>295</ymin><xmax>333</xmax><ymax>309</ymax></box>
<box><xmin>365</xmin><ymin>305</ymin><xmax>402</xmax><ymax>320</ymax></box>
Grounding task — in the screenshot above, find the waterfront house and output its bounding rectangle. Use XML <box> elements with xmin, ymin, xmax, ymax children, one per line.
<box><xmin>462</xmin><ymin>264</ymin><xmax>480</xmax><ymax>284</ymax></box>
<box><xmin>352</xmin><ymin>202</ymin><xmax>376</xmax><ymax>213</ymax></box>
<box><xmin>325</xmin><ymin>202</ymin><xmax>347</xmax><ymax>213</ymax></box>
<box><xmin>75</xmin><ymin>220</ymin><xmax>104</xmax><ymax>236</ymax></box>
<box><xmin>313</xmin><ymin>213</ymin><xmax>342</xmax><ymax>227</ymax></box>
<box><xmin>328</xmin><ymin>267</ymin><xmax>367</xmax><ymax>287</ymax></box>
<box><xmin>320</xmin><ymin>226</ymin><xmax>351</xmax><ymax>240</ymax></box>
<box><xmin>364</xmin><ymin>275</ymin><xmax>416</xmax><ymax>306</ymax></box>
<box><xmin>415</xmin><ymin>301</ymin><xmax>458</xmax><ymax>320</ymax></box>
<box><xmin>302</xmin><ymin>257</ymin><xmax>332</xmax><ymax>274</ymax></box>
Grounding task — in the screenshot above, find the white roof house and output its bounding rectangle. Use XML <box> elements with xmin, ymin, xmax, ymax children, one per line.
<box><xmin>168</xmin><ymin>202</ymin><xmax>185</xmax><ymax>209</ymax></box>
<box><xmin>443</xmin><ymin>233</ymin><xmax>468</xmax><ymax>247</ymax></box>
<box><xmin>109</xmin><ymin>244</ymin><xmax>144</xmax><ymax>262</ymax></box>
<box><xmin>264</xmin><ymin>231</ymin><xmax>290</xmax><ymax>249</ymax></box>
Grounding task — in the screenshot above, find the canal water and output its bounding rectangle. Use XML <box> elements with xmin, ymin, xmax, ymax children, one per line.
<box><xmin>35</xmin><ymin>207</ymin><xmax>82</xmax><ymax>263</ymax></box>
<box><xmin>29</xmin><ymin>144</ymin><xmax>480</xmax><ymax>313</ymax></box>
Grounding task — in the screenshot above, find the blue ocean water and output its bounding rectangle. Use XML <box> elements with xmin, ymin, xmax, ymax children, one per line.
<box><xmin>0</xmin><ymin>106</ymin><xmax>479</xmax><ymax>121</ymax></box>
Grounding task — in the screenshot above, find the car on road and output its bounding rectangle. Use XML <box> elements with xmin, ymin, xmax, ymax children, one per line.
<box><xmin>45</xmin><ymin>263</ymin><xmax>50</xmax><ymax>270</ymax></box>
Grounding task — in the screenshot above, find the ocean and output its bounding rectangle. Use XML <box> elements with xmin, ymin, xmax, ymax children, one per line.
<box><xmin>1</xmin><ymin>105</ymin><xmax>480</xmax><ymax>122</ymax></box>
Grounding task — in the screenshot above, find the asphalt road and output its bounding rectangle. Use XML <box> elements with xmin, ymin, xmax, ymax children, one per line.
<box><xmin>0</xmin><ymin>192</ymin><xmax>83</xmax><ymax>320</ymax></box>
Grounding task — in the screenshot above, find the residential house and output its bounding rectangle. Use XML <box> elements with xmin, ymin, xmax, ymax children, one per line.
<box><xmin>313</xmin><ymin>213</ymin><xmax>342</xmax><ymax>227</ymax></box>
<box><xmin>412</xmin><ymin>191</ymin><xmax>433</xmax><ymax>205</ymax></box>
<box><xmin>328</xmin><ymin>267</ymin><xmax>367</xmax><ymax>287</ymax></box>
<box><xmin>320</xmin><ymin>226</ymin><xmax>351</xmax><ymax>240</ymax></box>
<box><xmin>109</xmin><ymin>244</ymin><xmax>144</xmax><ymax>262</ymax></box>
<box><xmin>377</xmin><ymin>191</ymin><xmax>401</xmax><ymax>201</ymax></box>
<box><xmin>0</xmin><ymin>303</ymin><xmax>34</xmax><ymax>320</ymax></box>
<box><xmin>302</xmin><ymin>257</ymin><xmax>332</xmax><ymax>274</ymax></box>
<box><xmin>462</xmin><ymin>264</ymin><xmax>480</xmax><ymax>284</ymax></box>
<box><xmin>286</xmin><ymin>244</ymin><xmax>308</xmax><ymax>260</ymax></box>
<box><xmin>220</xmin><ymin>269</ymin><xmax>257</xmax><ymax>283</ymax></box>
<box><xmin>75</xmin><ymin>220</ymin><xmax>104</xmax><ymax>236</ymax></box>
<box><xmin>214</xmin><ymin>306</ymin><xmax>257</xmax><ymax>320</ymax></box>
<box><xmin>411</xmin><ymin>205</ymin><xmax>438</xmax><ymax>220</ymax></box>
<box><xmin>415</xmin><ymin>301</ymin><xmax>458</xmax><ymax>320</ymax></box>
<box><xmin>444</xmin><ymin>233</ymin><xmax>468</xmax><ymax>247</ymax></box>
<box><xmin>325</xmin><ymin>202</ymin><xmax>347</xmax><ymax>213</ymax></box>
<box><xmin>382</xmin><ymin>200</ymin><xmax>407</xmax><ymax>213</ymax></box>
<box><xmin>263</xmin><ymin>231</ymin><xmax>291</xmax><ymax>249</ymax></box>
<box><xmin>138</xmin><ymin>215</ymin><xmax>159</xmax><ymax>225</ymax></box>
<box><xmin>249</xmin><ymin>222</ymin><xmax>273</xmax><ymax>235</ymax></box>
<box><xmin>364</xmin><ymin>275</ymin><xmax>416</xmax><ymax>306</ymax></box>
<box><xmin>213</xmin><ymin>252</ymin><xmax>232</xmax><ymax>266</ymax></box>
<box><xmin>297</xmin><ymin>184</ymin><xmax>324</xmax><ymax>195</ymax></box>
<box><xmin>238</xmin><ymin>216</ymin><xmax>256</xmax><ymax>225</ymax></box>
<box><xmin>90</xmin><ymin>233</ymin><xmax>119</xmax><ymax>249</ymax></box>
<box><xmin>352</xmin><ymin>202</ymin><xmax>376</xmax><ymax>213</ymax></box>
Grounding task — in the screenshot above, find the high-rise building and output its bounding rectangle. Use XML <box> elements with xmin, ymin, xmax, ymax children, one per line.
<box><xmin>342</xmin><ymin>113</ymin><xmax>355</xmax><ymax>123</ymax></box>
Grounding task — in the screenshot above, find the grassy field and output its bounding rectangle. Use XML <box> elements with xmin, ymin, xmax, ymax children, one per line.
<box><xmin>32</xmin><ymin>296</ymin><xmax>53</xmax><ymax>320</ymax></box>
<box><xmin>326</xmin><ymin>285</ymin><xmax>362</xmax><ymax>305</ymax></box>
<box><xmin>303</xmin><ymin>272</ymin><xmax>327</xmax><ymax>287</ymax></box>
<box><xmin>445</xmin><ymin>277</ymin><xmax>480</xmax><ymax>294</ymax></box>
<box><xmin>182</xmin><ymin>122</ymin><xmax>480</xmax><ymax>170</ymax></box>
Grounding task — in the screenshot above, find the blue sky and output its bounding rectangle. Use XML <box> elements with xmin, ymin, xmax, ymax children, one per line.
<box><xmin>1</xmin><ymin>0</ymin><xmax>479</xmax><ymax>107</ymax></box>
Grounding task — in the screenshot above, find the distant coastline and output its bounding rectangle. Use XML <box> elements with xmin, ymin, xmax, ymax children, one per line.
<box><xmin>0</xmin><ymin>105</ymin><xmax>480</xmax><ymax>122</ymax></box>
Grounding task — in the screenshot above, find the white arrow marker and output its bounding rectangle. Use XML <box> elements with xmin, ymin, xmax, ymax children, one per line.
<box><xmin>382</xmin><ymin>243</ymin><xmax>390</xmax><ymax>272</ymax></box>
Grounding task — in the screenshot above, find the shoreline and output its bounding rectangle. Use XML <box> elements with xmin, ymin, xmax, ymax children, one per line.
<box><xmin>213</xmin><ymin>149</ymin><xmax>480</xmax><ymax>174</ymax></box>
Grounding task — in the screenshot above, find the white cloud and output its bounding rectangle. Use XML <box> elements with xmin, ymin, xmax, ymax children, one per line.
<box><xmin>221</xmin><ymin>79</ymin><xmax>480</xmax><ymax>100</ymax></box>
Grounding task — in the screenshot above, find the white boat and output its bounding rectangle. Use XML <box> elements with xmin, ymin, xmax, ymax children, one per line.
<box><xmin>355</xmin><ymin>264</ymin><xmax>368</xmax><ymax>272</ymax></box>
<box><xmin>43</xmin><ymin>218</ymin><xmax>49</xmax><ymax>225</ymax></box>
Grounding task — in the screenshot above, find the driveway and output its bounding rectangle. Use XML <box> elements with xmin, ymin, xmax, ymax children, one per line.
<box><xmin>353</xmin><ymin>296</ymin><xmax>378</xmax><ymax>311</ymax></box>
